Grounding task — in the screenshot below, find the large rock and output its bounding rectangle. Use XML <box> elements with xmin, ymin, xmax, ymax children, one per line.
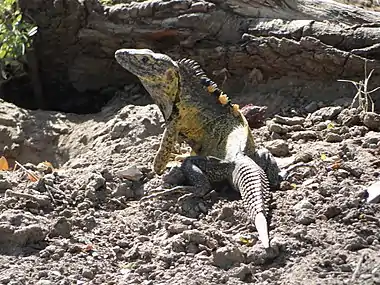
<box><xmin>13</xmin><ymin>0</ymin><xmax>380</xmax><ymax>112</ymax></box>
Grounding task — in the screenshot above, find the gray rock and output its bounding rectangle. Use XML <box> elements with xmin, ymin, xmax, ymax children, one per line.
<box><xmin>4</xmin><ymin>190</ymin><xmax>51</xmax><ymax>208</ymax></box>
<box><xmin>294</xmin><ymin>151</ymin><xmax>313</xmax><ymax>163</ymax></box>
<box><xmin>212</xmin><ymin>246</ymin><xmax>244</xmax><ymax>269</ymax></box>
<box><xmin>167</xmin><ymin>223</ymin><xmax>188</xmax><ymax>234</ymax></box>
<box><xmin>84</xmin><ymin>188</ymin><xmax>97</xmax><ymax>201</ymax></box>
<box><xmin>364</xmin><ymin>131</ymin><xmax>380</xmax><ymax>145</ymax></box>
<box><xmin>228</xmin><ymin>264</ymin><xmax>251</xmax><ymax>281</ymax></box>
<box><xmin>344</xmin><ymin>236</ymin><xmax>367</xmax><ymax>251</ymax></box>
<box><xmin>0</xmin><ymin>179</ymin><xmax>12</xmax><ymax>192</ymax></box>
<box><xmin>350</xmin><ymin>125</ymin><xmax>369</xmax><ymax>137</ymax></box>
<box><xmin>110</xmin><ymin>121</ymin><xmax>130</xmax><ymax>139</ymax></box>
<box><xmin>325</xmin><ymin>133</ymin><xmax>343</xmax><ymax>143</ymax></box>
<box><xmin>291</xmin><ymin>130</ymin><xmax>318</xmax><ymax>141</ymax></box>
<box><xmin>294</xmin><ymin>200</ymin><xmax>316</xmax><ymax>225</ymax></box>
<box><xmin>245</xmin><ymin>242</ymin><xmax>280</xmax><ymax>265</ymax></box>
<box><xmin>49</xmin><ymin>217</ymin><xmax>72</xmax><ymax>238</ymax></box>
<box><xmin>186</xmin><ymin>242</ymin><xmax>200</xmax><ymax>254</ymax></box>
<box><xmin>77</xmin><ymin>201</ymin><xmax>91</xmax><ymax>211</ymax></box>
<box><xmin>0</xmin><ymin>224</ymin><xmax>47</xmax><ymax>247</ymax></box>
<box><xmin>338</xmin><ymin>125</ymin><xmax>350</xmax><ymax>135</ymax></box>
<box><xmin>87</xmin><ymin>173</ymin><xmax>106</xmax><ymax>190</ymax></box>
<box><xmin>0</xmin><ymin>224</ymin><xmax>16</xmax><ymax>245</ymax></box>
<box><xmin>50</xmin><ymin>253</ymin><xmax>61</xmax><ymax>261</ymax></box>
<box><xmin>306</xmin><ymin>115</ymin><xmax>323</xmax><ymax>123</ymax></box>
<box><xmin>267</xmin><ymin>121</ymin><xmax>289</xmax><ymax>134</ymax></box>
<box><xmin>294</xmin><ymin>199</ymin><xmax>314</xmax><ymax>211</ymax></box>
<box><xmin>335</xmin><ymin>169</ymin><xmax>350</xmax><ymax>179</ymax></box>
<box><xmin>373</xmin><ymin>267</ymin><xmax>380</xmax><ymax>283</ymax></box>
<box><xmin>116</xmin><ymin>165</ymin><xmax>144</xmax><ymax>181</ymax></box>
<box><xmin>362</xmin><ymin>112</ymin><xmax>380</xmax><ymax>131</ymax></box>
<box><xmin>79</xmin><ymin>215</ymin><xmax>97</xmax><ymax>231</ymax></box>
<box><xmin>322</xmin><ymin>205</ymin><xmax>342</xmax><ymax>219</ymax></box>
<box><xmin>217</xmin><ymin>206</ymin><xmax>234</xmax><ymax>221</ymax></box>
<box><xmin>101</xmin><ymin>168</ymin><xmax>114</xmax><ymax>181</ymax></box>
<box><xmin>270</xmin><ymin>132</ymin><xmax>283</xmax><ymax>140</ymax></box>
<box><xmin>0</xmin><ymin>276</ymin><xmax>11</xmax><ymax>284</ymax></box>
<box><xmin>182</xmin><ymin>229</ymin><xmax>208</xmax><ymax>244</ymax></box>
<box><xmin>112</xmin><ymin>182</ymin><xmax>134</xmax><ymax>198</ymax></box>
<box><xmin>304</xmin><ymin>101</ymin><xmax>318</xmax><ymax>113</ymax></box>
<box><xmin>265</xmin><ymin>139</ymin><xmax>289</xmax><ymax>157</ymax></box>
<box><xmin>45</xmin><ymin>245</ymin><xmax>58</xmax><ymax>253</ymax></box>
<box><xmin>168</xmin><ymin>236</ymin><xmax>186</xmax><ymax>253</ymax></box>
<box><xmin>82</xmin><ymin>268</ymin><xmax>95</xmax><ymax>279</ymax></box>
<box><xmin>273</xmin><ymin>115</ymin><xmax>305</xmax><ymax>126</ymax></box>
<box><xmin>289</xmin><ymin>124</ymin><xmax>305</xmax><ymax>132</ymax></box>
<box><xmin>337</xmin><ymin>108</ymin><xmax>361</xmax><ymax>126</ymax></box>
<box><xmin>295</xmin><ymin>209</ymin><xmax>316</xmax><ymax>225</ymax></box>
<box><xmin>310</xmin><ymin>106</ymin><xmax>343</xmax><ymax>121</ymax></box>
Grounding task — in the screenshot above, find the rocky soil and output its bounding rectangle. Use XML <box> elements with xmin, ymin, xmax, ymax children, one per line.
<box><xmin>0</xmin><ymin>84</ymin><xmax>380</xmax><ymax>285</ymax></box>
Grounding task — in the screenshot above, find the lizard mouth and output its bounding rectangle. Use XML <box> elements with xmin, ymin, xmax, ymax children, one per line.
<box><xmin>157</xmin><ymin>100</ymin><xmax>173</xmax><ymax>121</ymax></box>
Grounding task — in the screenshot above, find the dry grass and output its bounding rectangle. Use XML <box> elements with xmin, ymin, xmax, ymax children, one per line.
<box><xmin>338</xmin><ymin>60</ymin><xmax>380</xmax><ymax>113</ymax></box>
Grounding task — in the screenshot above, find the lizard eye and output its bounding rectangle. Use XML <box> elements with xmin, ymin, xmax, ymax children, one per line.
<box><xmin>141</xmin><ymin>56</ymin><xmax>149</xmax><ymax>64</ymax></box>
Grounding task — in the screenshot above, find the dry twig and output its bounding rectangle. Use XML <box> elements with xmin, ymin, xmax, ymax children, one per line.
<box><xmin>351</xmin><ymin>253</ymin><xmax>366</xmax><ymax>282</ymax></box>
<box><xmin>338</xmin><ymin>60</ymin><xmax>380</xmax><ymax>112</ymax></box>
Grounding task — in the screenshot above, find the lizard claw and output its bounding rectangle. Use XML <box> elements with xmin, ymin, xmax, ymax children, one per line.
<box><xmin>177</xmin><ymin>192</ymin><xmax>197</xmax><ymax>203</ymax></box>
<box><xmin>140</xmin><ymin>186</ymin><xmax>195</xmax><ymax>201</ymax></box>
<box><xmin>174</xmin><ymin>154</ymin><xmax>190</xmax><ymax>162</ymax></box>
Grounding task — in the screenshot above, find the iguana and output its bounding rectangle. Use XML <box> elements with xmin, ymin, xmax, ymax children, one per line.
<box><xmin>115</xmin><ymin>49</ymin><xmax>282</xmax><ymax>248</ymax></box>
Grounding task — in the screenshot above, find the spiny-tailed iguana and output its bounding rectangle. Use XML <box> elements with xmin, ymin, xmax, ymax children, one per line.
<box><xmin>115</xmin><ymin>48</ymin><xmax>281</xmax><ymax>248</ymax></box>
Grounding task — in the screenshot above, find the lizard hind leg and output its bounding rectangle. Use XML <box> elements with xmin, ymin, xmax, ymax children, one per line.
<box><xmin>141</xmin><ymin>156</ymin><xmax>226</xmax><ymax>202</ymax></box>
<box><xmin>177</xmin><ymin>155</ymin><xmax>235</xmax><ymax>200</ymax></box>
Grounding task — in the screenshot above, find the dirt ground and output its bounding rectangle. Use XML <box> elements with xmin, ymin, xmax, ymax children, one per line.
<box><xmin>0</xmin><ymin>83</ymin><xmax>380</xmax><ymax>285</ymax></box>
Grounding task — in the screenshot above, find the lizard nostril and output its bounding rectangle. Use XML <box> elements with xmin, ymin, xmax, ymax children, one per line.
<box><xmin>141</xmin><ymin>56</ymin><xmax>149</xmax><ymax>64</ymax></box>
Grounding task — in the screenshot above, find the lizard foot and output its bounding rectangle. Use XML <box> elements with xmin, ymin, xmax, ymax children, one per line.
<box><xmin>140</xmin><ymin>186</ymin><xmax>196</xmax><ymax>202</ymax></box>
<box><xmin>280</xmin><ymin>162</ymin><xmax>318</xmax><ymax>180</ymax></box>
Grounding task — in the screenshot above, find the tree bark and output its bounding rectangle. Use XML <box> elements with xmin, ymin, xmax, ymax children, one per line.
<box><xmin>18</xmin><ymin>0</ymin><xmax>380</xmax><ymax>112</ymax></box>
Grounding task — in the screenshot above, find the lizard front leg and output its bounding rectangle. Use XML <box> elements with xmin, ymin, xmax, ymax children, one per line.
<box><xmin>153</xmin><ymin>118</ymin><xmax>180</xmax><ymax>175</ymax></box>
<box><xmin>173</xmin><ymin>135</ymin><xmax>202</xmax><ymax>162</ymax></box>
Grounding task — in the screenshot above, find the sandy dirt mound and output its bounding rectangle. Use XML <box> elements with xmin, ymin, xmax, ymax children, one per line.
<box><xmin>0</xmin><ymin>89</ymin><xmax>379</xmax><ymax>285</ymax></box>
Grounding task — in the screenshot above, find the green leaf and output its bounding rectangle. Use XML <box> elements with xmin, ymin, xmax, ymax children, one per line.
<box><xmin>239</xmin><ymin>236</ymin><xmax>254</xmax><ymax>246</ymax></box>
<box><xmin>0</xmin><ymin>48</ymin><xmax>7</xmax><ymax>59</ymax></box>
<box><xmin>327</xmin><ymin>122</ymin><xmax>334</xmax><ymax>129</ymax></box>
<box><xmin>0</xmin><ymin>0</ymin><xmax>36</xmax><ymax>63</ymax></box>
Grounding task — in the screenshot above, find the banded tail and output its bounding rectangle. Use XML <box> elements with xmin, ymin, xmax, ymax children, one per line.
<box><xmin>231</xmin><ymin>155</ymin><xmax>271</xmax><ymax>248</ymax></box>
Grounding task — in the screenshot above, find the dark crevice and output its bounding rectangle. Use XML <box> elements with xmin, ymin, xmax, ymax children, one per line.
<box><xmin>0</xmin><ymin>74</ymin><xmax>116</xmax><ymax>114</ymax></box>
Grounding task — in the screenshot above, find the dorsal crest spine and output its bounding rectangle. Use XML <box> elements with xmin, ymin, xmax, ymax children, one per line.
<box><xmin>178</xmin><ymin>58</ymin><xmax>240</xmax><ymax>117</ymax></box>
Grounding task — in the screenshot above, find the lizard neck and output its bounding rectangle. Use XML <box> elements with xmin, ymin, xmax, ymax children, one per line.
<box><xmin>140</xmin><ymin>67</ymin><xmax>180</xmax><ymax>121</ymax></box>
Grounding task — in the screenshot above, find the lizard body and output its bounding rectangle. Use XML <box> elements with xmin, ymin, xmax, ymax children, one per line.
<box><xmin>115</xmin><ymin>49</ymin><xmax>281</xmax><ymax>248</ymax></box>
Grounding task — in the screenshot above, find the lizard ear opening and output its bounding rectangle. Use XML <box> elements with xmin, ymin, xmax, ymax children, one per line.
<box><xmin>141</xmin><ymin>56</ymin><xmax>149</xmax><ymax>64</ymax></box>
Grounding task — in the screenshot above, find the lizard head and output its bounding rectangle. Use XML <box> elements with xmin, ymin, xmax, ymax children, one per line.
<box><xmin>115</xmin><ymin>48</ymin><xmax>180</xmax><ymax>120</ymax></box>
